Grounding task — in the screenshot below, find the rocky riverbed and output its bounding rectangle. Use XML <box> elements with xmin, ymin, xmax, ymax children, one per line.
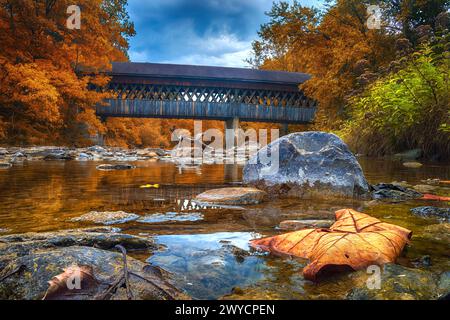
<box><xmin>0</xmin><ymin>134</ymin><xmax>449</xmax><ymax>300</ymax></box>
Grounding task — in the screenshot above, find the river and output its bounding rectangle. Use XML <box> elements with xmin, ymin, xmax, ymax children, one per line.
<box><xmin>0</xmin><ymin>158</ymin><xmax>449</xmax><ymax>299</ymax></box>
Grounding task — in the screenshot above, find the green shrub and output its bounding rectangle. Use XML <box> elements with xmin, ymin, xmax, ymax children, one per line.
<box><xmin>341</xmin><ymin>34</ymin><xmax>450</xmax><ymax>160</ymax></box>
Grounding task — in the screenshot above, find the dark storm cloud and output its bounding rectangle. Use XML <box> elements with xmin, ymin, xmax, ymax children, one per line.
<box><xmin>127</xmin><ymin>0</ymin><xmax>322</xmax><ymax>67</ymax></box>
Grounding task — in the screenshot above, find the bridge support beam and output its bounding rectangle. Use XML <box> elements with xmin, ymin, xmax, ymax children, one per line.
<box><xmin>280</xmin><ymin>123</ymin><xmax>289</xmax><ymax>136</ymax></box>
<box><xmin>225</xmin><ymin>117</ymin><xmax>240</xmax><ymax>150</ymax></box>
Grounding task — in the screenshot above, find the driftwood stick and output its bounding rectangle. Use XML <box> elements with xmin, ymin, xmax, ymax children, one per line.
<box><xmin>115</xmin><ymin>244</ymin><xmax>133</xmax><ymax>300</ymax></box>
<box><xmin>94</xmin><ymin>275</ymin><xmax>125</xmax><ymax>300</ymax></box>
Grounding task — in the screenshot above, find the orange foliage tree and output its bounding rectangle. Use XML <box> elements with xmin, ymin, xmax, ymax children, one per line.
<box><xmin>0</xmin><ymin>0</ymin><xmax>134</xmax><ymax>145</ymax></box>
<box><xmin>248</xmin><ymin>0</ymin><xmax>449</xmax><ymax>130</ymax></box>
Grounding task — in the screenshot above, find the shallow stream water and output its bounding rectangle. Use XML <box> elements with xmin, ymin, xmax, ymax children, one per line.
<box><xmin>0</xmin><ymin>158</ymin><xmax>449</xmax><ymax>299</ymax></box>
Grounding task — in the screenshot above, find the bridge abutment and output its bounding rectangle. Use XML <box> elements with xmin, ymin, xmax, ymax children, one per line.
<box><xmin>225</xmin><ymin>117</ymin><xmax>240</xmax><ymax>150</ymax></box>
<box><xmin>280</xmin><ymin>123</ymin><xmax>289</xmax><ymax>136</ymax></box>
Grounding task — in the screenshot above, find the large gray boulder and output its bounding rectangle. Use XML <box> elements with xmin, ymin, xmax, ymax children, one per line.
<box><xmin>243</xmin><ymin>132</ymin><xmax>370</xmax><ymax>199</ymax></box>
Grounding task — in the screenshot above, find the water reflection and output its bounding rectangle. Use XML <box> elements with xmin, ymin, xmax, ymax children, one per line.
<box><xmin>148</xmin><ymin>232</ymin><xmax>265</xmax><ymax>300</ymax></box>
<box><xmin>0</xmin><ymin>158</ymin><xmax>449</xmax><ymax>299</ymax></box>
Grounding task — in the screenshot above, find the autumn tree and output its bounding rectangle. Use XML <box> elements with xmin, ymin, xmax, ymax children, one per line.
<box><xmin>249</xmin><ymin>0</ymin><xmax>449</xmax><ymax>130</ymax></box>
<box><xmin>0</xmin><ymin>0</ymin><xmax>134</xmax><ymax>145</ymax></box>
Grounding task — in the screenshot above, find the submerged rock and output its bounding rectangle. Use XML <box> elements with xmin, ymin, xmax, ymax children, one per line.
<box><xmin>421</xmin><ymin>178</ymin><xmax>441</xmax><ymax>186</ymax></box>
<box><xmin>413</xmin><ymin>184</ymin><xmax>437</xmax><ymax>193</ymax></box>
<box><xmin>137</xmin><ymin>212</ymin><xmax>204</xmax><ymax>223</ymax></box>
<box><xmin>346</xmin><ymin>264</ymin><xmax>442</xmax><ymax>300</ymax></box>
<box><xmin>403</xmin><ymin>161</ymin><xmax>423</xmax><ymax>168</ymax></box>
<box><xmin>394</xmin><ymin>149</ymin><xmax>422</xmax><ymax>160</ymax></box>
<box><xmin>0</xmin><ymin>246</ymin><xmax>188</xmax><ymax>300</ymax></box>
<box><xmin>243</xmin><ymin>132</ymin><xmax>370</xmax><ymax>199</ymax></box>
<box><xmin>438</xmin><ymin>272</ymin><xmax>450</xmax><ymax>300</ymax></box>
<box><xmin>96</xmin><ymin>163</ymin><xmax>136</xmax><ymax>171</ymax></box>
<box><xmin>70</xmin><ymin>211</ymin><xmax>141</xmax><ymax>225</ymax></box>
<box><xmin>278</xmin><ymin>219</ymin><xmax>334</xmax><ymax>230</ymax></box>
<box><xmin>43</xmin><ymin>152</ymin><xmax>75</xmax><ymax>161</ymax></box>
<box><xmin>87</xmin><ymin>145</ymin><xmax>106</xmax><ymax>153</ymax></box>
<box><xmin>410</xmin><ymin>207</ymin><xmax>450</xmax><ymax>222</ymax></box>
<box><xmin>371</xmin><ymin>183</ymin><xmax>423</xmax><ymax>200</ymax></box>
<box><xmin>195</xmin><ymin>187</ymin><xmax>267</xmax><ymax>205</ymax></box>
<box><xmin>0</xmin><ymin>163</ymin><xmax>12</xmax><ymax>169</ymax></box>
<box><xmin>421</xmin><ymin>223</ymin><xmax>450</xmax><ymax>243</ymax></box>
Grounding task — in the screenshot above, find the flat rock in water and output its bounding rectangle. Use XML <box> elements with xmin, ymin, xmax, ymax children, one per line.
<box><xmin>70</xmin><ymin>211</ymin><xmax>140</xmax><ymax>225</ymax></box>
<box><xmin>0</xmin><ymin>227</ymin><xmax>155</xmax><ymax>265</ymax></box>
<box><xmin>421</xmin><ymin>178</ymin><xmax>441</xmax><ymax>186</ymax></box>
<box><xmin>413</xmin><ymin>184</ymin><xmax>437</xmax><ymax>193</ymax></box>
<box><xmin>279</xmin><ymin>220</ymin><xmax>335</xmax><ymax>230</ymax></box>
<box><xmin>394</xmin><ymin>149</ymin><xmax>422</xmax><ymax>160</ymax></box>
<box><xmin>243</xmin><ymin>132</ymin><xmax>370</xmax><ymax>199</ymax></box>
<box><xmin>403</xmin><ymin>161</ymin><xmax>423</xmax><ymax>168</ymax></box>
<box><xmin>137</xmin><ymin>212</ymin><xmax>204</xmax><ymax>223</ymax></box>
<box><xmin>410</xmin><ymin>206</ymin><xmax>450</xmax><ymax>222</ymax></box>
<box><xmin>43</xmin><ymin>152</ymin><xmax>75</xmax><ymax>161</ymax></box>
<box><xmin>195</xmin><ymin>187</ymin><xmax>267</xmax><ymax>205</ymax></box>
<box><xmin>371</xmin><ymin>183</ymin><xmax>423</xmax><ymax>200</ymax></box>
<box><xmin>96</xmin><ymin>164</ymin><xmax>136</xmax><ymax>171</ymax></box>
<box><xmin>0</xmin><ymin>246</ymin><xmax>188</xmax><ymax>300</ymax></box>
<box><xmin>421</xmin><ymin>223</ymin><xmax>450</xmax><ymax>243</ymax></box>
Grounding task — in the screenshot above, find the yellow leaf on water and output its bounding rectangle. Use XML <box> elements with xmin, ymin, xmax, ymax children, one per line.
<box><xmin>139</xmin><ymin>184</ymin><xmax>160</xmax><ymax>189</ymax></box>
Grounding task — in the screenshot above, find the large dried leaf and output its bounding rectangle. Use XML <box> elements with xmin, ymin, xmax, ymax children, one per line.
<box><xmin>43</xmin><ymin>265</ymin><xmax>100</xmax><ymax>300</ymax></box>
<box><xmin>250</xmin><ymin>209</ymin><xmax>412</xmax><ymax>281</ymax></box>
<box><xmin>331</xmin><ymin>209</ymin><xmax>412</xmax><ymax>239</ymax></box>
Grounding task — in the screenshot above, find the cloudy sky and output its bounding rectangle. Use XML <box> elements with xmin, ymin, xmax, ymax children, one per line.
<box><xmin>127</xmin><ymin>0</ymin><xmax>323</xmax><ymax>68</ymax></box>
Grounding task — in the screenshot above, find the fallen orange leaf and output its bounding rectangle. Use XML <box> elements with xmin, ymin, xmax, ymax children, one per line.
<box><xmin>420</xmin><ymin>194</ymin><xmax>450</xmax><ymax>201</ymax></box>
<box><xmin>250</xmin><ymin>209</ymin><xmax>412</xmax><ymax>282</ymax></box>
<box><xmin>43</xmin><ymin>265</ymin><xmax>99</xmax><ymax>300</ymax></box>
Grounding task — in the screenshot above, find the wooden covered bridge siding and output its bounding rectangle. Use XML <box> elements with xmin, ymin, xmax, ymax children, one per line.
<box><xmin>96</xmin><ymin>62</ymin><xmax>317</xmax><ymax>126</ymax></box>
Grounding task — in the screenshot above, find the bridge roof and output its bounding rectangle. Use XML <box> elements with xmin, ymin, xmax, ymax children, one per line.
<box><xmin>112</xmin><ymin>62</ymin><xmax>310</xmax><ymax>86</ymax></box>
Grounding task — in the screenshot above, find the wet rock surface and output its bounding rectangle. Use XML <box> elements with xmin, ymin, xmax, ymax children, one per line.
<box><xmin>70</xmin><ymin>211</ymin><xmax>141</xmax><ymax>225</ymax></box>
<box><xmin>195</xmin><ymin>187</ymin><xmax>267</xmax><ymax>205</ymax></box>
<box><xmin>0</xmin><ymin>146</ymin><xmax>171</xmax><ymax>163</ymax></box>
<box><xmin>0</xmin><ymin>162</ymin><xmax>12</xmax><ymax>169</ymax></box>
<box><xmin>96</xmin><ymin>164</ymin><xmax>136</xmax><ymax>171</ymax></box>
<box><xmin>0</xmin><ymin>227</ymin><xmax>156</xmax><ymax>268</ymax></box>
<box><xmin>419</xmin><ymin>223</ymin><xmax>450</xmax><ymax>243</ymax></box>
<box><xmin>394</xmin><ymin>149</ymin><xmax>422</xmax><ymax>160</ymax></box>
<box><xmin>371</xmin><ymin>183</ymin><xmax>423</xmax><ymax>200</ymax></box>
<box><xmin>346</xmin><ymin>264</ymin><xmax>445</xmax><ymax>300</ymax></box>
<box><xmin>243</xmin><ymin>132</ymin><xmax>370</xmax><ymax>199</ymax></box>
<box><xmin>410</xmin><ymin>207</ymin><xmax>450</xmax><ymax>222</ymax></box>
<box><xmin>0</xmin><ymin>228</ymin><xmax>189</xmax><ymax>300</ymax></box>
<box><xmin>278</xmin><ymin>219</ymin><xmax>334</xmax><ymax>230</ymax></box>
<box><xmin>403</xmin><ymin>161</ymin><xmax>423</xmax><ymax>168</ymax></box>
<box><xmin>137</xmin><ymin>212</ymin><xmax>204</xmax><ymax>223</ymax></box>
<box><xmin>413</xmin><ymin>184</ymin><xmax>437</xmax><ymax>193</ymax></box>
<box><xmin>0</xmin><ymin>246</ymin><xmax>188</xmax><ymax>300</ymax></box>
